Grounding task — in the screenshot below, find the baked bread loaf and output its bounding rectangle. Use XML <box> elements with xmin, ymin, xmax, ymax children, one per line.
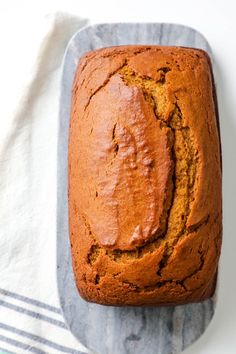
<box><xmin>69</xmin><ymin>45</ymin><xmax>222</xmax><ymax>306</ymax></box>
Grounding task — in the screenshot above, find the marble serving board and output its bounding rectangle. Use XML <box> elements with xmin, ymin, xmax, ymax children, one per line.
<box><xmin>57</xmin><ymin>23</ymin><xmax>216</xmax><ymax>354</ymax></box>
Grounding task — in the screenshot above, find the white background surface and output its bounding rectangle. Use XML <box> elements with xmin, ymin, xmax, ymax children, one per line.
<box><xmin>0</xmin><ymin>1</ymin><xmax>235</xmax><ymax>353</ymax></box>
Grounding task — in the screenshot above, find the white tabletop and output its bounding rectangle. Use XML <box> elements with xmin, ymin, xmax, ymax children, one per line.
<box><xmin>0</xmin><ymin>1</ymin><xmax>235</xmax><ymax>353</ymax></box>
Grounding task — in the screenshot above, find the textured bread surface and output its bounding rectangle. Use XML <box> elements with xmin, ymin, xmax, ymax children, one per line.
<box><xmin>69</xmin><ymin>46</ymin><xmax>222</xmax><ymax>306</ymax></box>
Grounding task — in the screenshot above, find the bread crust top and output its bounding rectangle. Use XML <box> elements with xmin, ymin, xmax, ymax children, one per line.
<box><xmin>69</xmin><ymin>46</ymin><xmax>222</xmax><ymax>306</ymax></box>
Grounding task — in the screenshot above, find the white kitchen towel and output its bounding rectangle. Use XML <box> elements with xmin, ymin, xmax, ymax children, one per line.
<box><xmin>0</xmin><ymin>12</ymin><xmax>89</xmax><ymax>354</ymax></box>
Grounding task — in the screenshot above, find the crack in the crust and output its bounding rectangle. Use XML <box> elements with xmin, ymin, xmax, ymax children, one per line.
<box><xmin>188</xmin><ymin>248</ymin><xmax>205</xmax><ymax>279</ymax></box>
<box><xmin>156</xmin><ymin>67</ymin><xmax>171</xmax><ymax>83</ymax></box>
<box><xmin>92</xmin><ymin>272</ymin><xmax>188</xmax><ymax>291</ymax></box>
<box><xmin>112</xmin><ymin>123</ymin><xmax>119</xmax><ymax>156</ymax></box>
<box><xmin>156</xmin><ymin>208</ymin><xmax>208</xmax><ymax>277</ymax></box>
<box><xmin>78</xmin><ymin>48</ymin><xmax>154</xmax><ymax>81</ymax></box>
<box><xmin>85</xmin><ymin>213</ymin><xmax>211</xmax><ymax>267</ymax></box>
<box><xmin>89</xmin><ymin>238</ymin><xmax>217</xmax><ymax>296</ymax></box>
<box><xmin>158</xmin><ymin>247</ymin><xmax>206</xmax><ymax>292</ymax></box>
<box><xmin>118</xmin><ymin>65</ymin><xmax>176</xmax><ymax>250</ymax></box>
<box><xmin>86</xmin><ymin>226</ymin><xmax>212</xmax><ymax>293</ymax></box>
<box><xmin>156</xmin><ymin>120</ymin><xmax>198</xmax><ymax>276</ymax></box>
<box><xmin>83</xmin><ymin>61</ymin><xmax>127</xmax><ymax>112</ymax></box>
<box><xmin>113</xmin><ymin>278</ymin><xmax>188</xmax><ymax>293</ymax></box>
<box><xmin>140</xmin><ymin>279</ymin><xmax>188</xmax><ymax>292</ymax></box>
<box><xmin>80</xmin><ymin>64</ymin><xmax>107</xmax><ymax>89</ymax></box>
<box><xmin>112</xmin><ymin>123</ymin><xmax>117</xmax><ymax>140</ymax></box>
<box><xmin>87</xmin><ymin>245</ymin><xmax>100</xmax><ymax>265</ymax></box>
<box><xmin>95</xmin><ymin>274</ymin><xmax>100</xmax><ymax>284</ymax></box>
<box><xmin>187</xmin><ymin>214</ymin><xmax>209</xmax><ymax>233</ymax></box>
<box><xmin>113</xmin><ymin>66</ymin><xmax>198</xmax><ymax>273</ymax></box>
<box><xmin>82</xmin><ymin>215</ymin><xmax>102</xmax><ymax>265</ymax></box>
<box><xmin>115</xmin><ymin>246</ymin><xmax>206</xmax><ymax>293</ymax></box>
<box><xmin>81</xmin><ymin>48</ymin><xmax>160</xmax><ymax>113</ymax></box>
<box><xmin>156</xmin><ymin>244</ymin><xmax>169</xmax><ymax>276</ymax></box>
<box><xmin>105</xmin><ymin>237</ymin><xmax>163</xmax><ymax>261</ymax></box>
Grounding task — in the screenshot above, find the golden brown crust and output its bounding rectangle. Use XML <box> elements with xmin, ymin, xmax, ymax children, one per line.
<box><xmin>69</xmin><ymin>45</ymin><xmax>222</xmax><ymax>306</ymax></box>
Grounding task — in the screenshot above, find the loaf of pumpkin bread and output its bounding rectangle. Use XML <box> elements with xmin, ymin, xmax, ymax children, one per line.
<box><xmin>69</xmin><ymin>46</ymin><xmax>222</xmax><ymax>306</ymax></box>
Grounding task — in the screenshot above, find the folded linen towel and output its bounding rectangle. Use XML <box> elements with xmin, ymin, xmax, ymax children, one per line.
<box><xmin>0</xmin><ymin>12</ymin><xmax>89</xmax><ymax>354</ymax></box>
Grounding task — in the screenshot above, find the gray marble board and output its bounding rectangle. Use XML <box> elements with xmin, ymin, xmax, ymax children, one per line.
<box><xmin>57</xmin><ymin>23</ymin><xmax>216</xmax><ymax>354</ymax></box>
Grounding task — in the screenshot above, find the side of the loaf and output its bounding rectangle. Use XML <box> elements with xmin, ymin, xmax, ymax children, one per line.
<box><xmin>69</xmin><ymin>46</ymin><xmax>222</xmax><ymax>306</ymax></box>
